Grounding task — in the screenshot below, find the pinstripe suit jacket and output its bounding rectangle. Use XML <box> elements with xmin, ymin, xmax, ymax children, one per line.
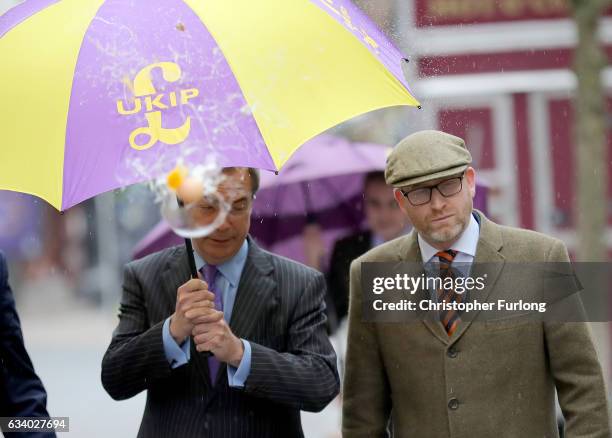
<box><xmin>101</xmin><ymin>238</ymin><xmax>339</xmax><ymax>438</ymax></box>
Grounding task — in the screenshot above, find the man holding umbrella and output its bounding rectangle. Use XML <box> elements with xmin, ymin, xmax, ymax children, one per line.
<box><xmin>102</xmin><ymin>167</ymin><xmax>339</xmax><ymax>438</ymax></box>
<box><xmin>342</xmin><ymin>131</ymin><xmax>610</xmax><ymax>437</ymax></box>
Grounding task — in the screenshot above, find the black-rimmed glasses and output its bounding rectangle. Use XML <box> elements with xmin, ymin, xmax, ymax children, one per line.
<box><xmin>399</xmin><ymin>173</ymin><xmax>465</xmax><ymax>206</ymax></box>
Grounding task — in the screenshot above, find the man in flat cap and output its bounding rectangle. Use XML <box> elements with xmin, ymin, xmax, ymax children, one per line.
<box><xmin>342</xmin><ymin>130</ymin><xmax>610</xmax><ymax>437</ymax></box>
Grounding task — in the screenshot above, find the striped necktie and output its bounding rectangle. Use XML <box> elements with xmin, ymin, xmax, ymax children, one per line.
<box><xmin>201</xmin><ymin>264</ymin><xmax>223</xmax><ymax>384</ymax></box>
<box><xmin>435</xmin><ymin>249</ymin><xmax>462</xmax><ymax>336</ymax></box>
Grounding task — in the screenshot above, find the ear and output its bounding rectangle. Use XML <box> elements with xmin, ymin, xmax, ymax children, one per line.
<box><xmin>393</xmin><ymin>188</ymin><xmax>404</xmax><ymax>204</ymax></box>
<box><xmin>465</xmin><ymin>167</ymin><xmax>476</xmax><ymax>198</ymax></box>
<box><xmin>393</xmin><ymin>188</ymin><xmax>409</xmax><ymax>215</ymax></box>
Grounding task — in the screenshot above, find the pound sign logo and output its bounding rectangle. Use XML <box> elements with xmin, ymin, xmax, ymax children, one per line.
<box><xmin>116</xmin><ymin>62</ymin><xmax>200</xmax><ymax>150</ymax></box>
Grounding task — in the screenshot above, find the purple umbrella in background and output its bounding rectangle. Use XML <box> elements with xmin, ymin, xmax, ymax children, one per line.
<box><xmin>249</xmin><ymin>135</ymin><xmax>390</xmax><ymax>264</ymax></box>
<box><xmin>133</xmin><ymin>135</ymin><xmax>490</xmax><ymax>264</ymax></box>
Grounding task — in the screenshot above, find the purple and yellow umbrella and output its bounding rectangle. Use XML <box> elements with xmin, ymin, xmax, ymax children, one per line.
<box><xmin>0</xmin><ymin>0</ymin><xmax>419</xmax><ymax>211</ymax></box>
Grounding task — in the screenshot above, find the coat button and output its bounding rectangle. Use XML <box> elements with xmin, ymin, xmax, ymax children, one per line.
<box><xmin>448</xmin><ymin>398</ymin><xmax>459</xmax><ymax>410</ymax></box>
<box><xmin>447</xmin><ymin>347</ymin><xmax>458</xmax><ymax>358</ymax></box>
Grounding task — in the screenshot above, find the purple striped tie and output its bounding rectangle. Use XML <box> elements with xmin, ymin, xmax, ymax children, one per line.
<box><xmin>201</xmin><ymin>264</ymin><xmax>223</xmax><ymax>384</ymax></box>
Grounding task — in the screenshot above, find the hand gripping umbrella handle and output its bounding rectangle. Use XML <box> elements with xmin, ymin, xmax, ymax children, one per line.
<box><xmin>184</xmin><ymin>240</ymin><xmax>211</xmax><ymax>359</ymax></box>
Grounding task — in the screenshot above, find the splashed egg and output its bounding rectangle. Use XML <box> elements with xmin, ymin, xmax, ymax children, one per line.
<box><xmin>166</xmin><ymin>165</ymin><xmax>188</xmax><ymax>191</ymax></box>
<box><xmin>177</xmin><ymin>176</ymin><xmax>204</xmax><ymax>205</ymax></box>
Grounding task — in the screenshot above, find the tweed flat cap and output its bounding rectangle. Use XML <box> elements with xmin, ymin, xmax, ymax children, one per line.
<box><xmin>385</xmin><ymin>130</ymin><xmax>472</xmax><ymax>187</ymax></box>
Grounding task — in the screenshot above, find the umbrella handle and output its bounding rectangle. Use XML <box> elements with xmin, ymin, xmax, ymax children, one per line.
<box><xmin>183</xmin><ymin>237</ymin><xmax>198</xmax><ymax>278</ymax></box>
<box><xmin>177</xmin><ymin>197</ymin><xmax>212</xmax><ymax>358</ymax></box>
<box><xmin>175</xmin><ymin>197</ymin><xmax>199</xmax><ymax>278</ymax></box>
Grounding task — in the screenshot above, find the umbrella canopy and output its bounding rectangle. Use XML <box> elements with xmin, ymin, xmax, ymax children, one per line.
<box><xmin>0</xmin><ymin>0</ymin><xmax>419</xmax><ymax>211</ymax></box>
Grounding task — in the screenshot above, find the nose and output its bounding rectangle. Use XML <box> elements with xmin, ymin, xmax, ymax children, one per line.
<box><xmin>429</xmin><ymin>187</ymin><xmax>447</xmax><ymax>210</ymax></box>
<box><xmin>216</xmin><ymin>214</ymin><xmax>232</xmax><ymax>231</ymax></box>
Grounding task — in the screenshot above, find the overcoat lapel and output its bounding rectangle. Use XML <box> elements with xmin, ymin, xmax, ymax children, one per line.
<box><xmin>399</xmin><ymin>211</ymin><xmax>506</xmax><ymax>344</ymax></box>
<box><xmin>398</xmin><ymin>231</ymin><xmax>451</xmax><ymax>344</ymax></box>
<box><xmin>449</xmin><ymin>211</ymin><xmax>505</xmax><ymax>344</ymax></box>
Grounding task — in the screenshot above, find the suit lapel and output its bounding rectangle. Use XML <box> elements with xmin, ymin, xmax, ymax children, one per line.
<box><xmin>161</xmin><ymin>246</ymin><xmax>192</xmax><ymax>307</ymax></box>
<box><xmin>229</xmin><ymin>239</ymin><xmax>275</xmax><ymax>339</ymax></box>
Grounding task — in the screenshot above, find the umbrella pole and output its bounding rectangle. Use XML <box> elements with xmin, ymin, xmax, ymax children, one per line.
<box><xmin>183</xmin><ymin>237</ymin><xmax>198</xmax><ymax>279</ymax></box>
<box><xmin>177</xmin><ymin>198</ymin><xmax>198</xmax><ymax>278</ymax></box>
<box><xmin>177</xmin><ymin>197</ymin><xmax>211</xmax><ymax>359</ymax></box>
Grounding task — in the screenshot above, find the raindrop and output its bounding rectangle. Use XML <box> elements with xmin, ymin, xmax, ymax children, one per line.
<box><xmin>240</xmin><ymin>104</ymin><xmax>253</xmax><ymax>116</ymax></box>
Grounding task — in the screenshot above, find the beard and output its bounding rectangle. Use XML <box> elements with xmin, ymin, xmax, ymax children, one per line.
<box><xmin>426</xmin><ymin>221</ymin><xmax>465</xmax><ymax>243</ymax></box>
<box><xmin>423</xmin><ymin>212</ymin><xmax>469</xmax><ymax>244</ymax></box>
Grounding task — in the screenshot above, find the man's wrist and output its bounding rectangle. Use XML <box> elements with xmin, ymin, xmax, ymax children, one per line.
<box><xmin>228</xmin><ymin>338</ymin><xmax>245</xmax><ymax>368</ymax></box>
<box><xmin>169</xmin><ymin>316</ymin><xmax>187</xmax><ymax>345</ymax></box>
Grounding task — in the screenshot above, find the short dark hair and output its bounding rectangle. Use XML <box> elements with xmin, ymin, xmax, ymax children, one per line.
<box><xmin>248</xmin><ymin>168</ymin><xmax>260</xmax><ymax>195</ymax></box>
<box><xmin>223</xmin><ymin>167</ymin><xmax>260</xmax><ymax>196</ymax></box>
<box><xmin>363</xmin><ymin>170</ymin><xmax>386</xmax><ymax>190</ymax></box>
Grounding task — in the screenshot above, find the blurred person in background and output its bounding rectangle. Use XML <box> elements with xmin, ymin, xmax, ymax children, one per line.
<box><xmin>304</xmin><ymin>171</ymin><xmax>410</xmax><ymax>333</ymax></box>
<box><xmin>101</xmin><ymin>167</ymin><xmax>339</xmax><ymax>438</ymax></box>
<box><xmin>342</xmin><ymin>131</ymin><xmax>610</xmax><ymax>438</ymax></box>
<box><xmin>327</xmin><ymin>171</ymin><xmax>409</xmax><ymax>331</ymax></box>
<box><xmin>0</xmin><ymin>251</ymin><xmax>55</xmax><ymax>438</ymax></box>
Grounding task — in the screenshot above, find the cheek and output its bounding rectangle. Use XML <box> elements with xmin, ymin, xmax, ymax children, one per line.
<box><xmin>366</xmin><ymin>210</ymin><xmax>383</xmax><ymax>225</ymax></box>
<box><xmin>462</xmin><ymin>190</ymin><xmax>474</xmax><ymax>210</ymax></box>
<box><xmin>396</xmin><ymin>198</ymin><xmax>412</xmax><ymax>217</ymax></box>
<box><xmin>393</xmin><ymin>209</ymin><xmax>407</xmax><ymax>222</ymax></box>
<box><xmin>449</xmin><ymin>191</ymin><xmax>469</xmax><ymax>210</ymax></box>
<box><xmin>404</xmin><ymin>210</ymin><xmax>424</xmax><ymax>228</ymax></box>
<box><xmin>371</xmin><ymin>211</ymin><xmax>386</xmax><ymax>223</ymax></box>
<box><xmin>196</xmin><ymin>239</ymin><xmax>211</xmax><ymax>254</ymax></box>
<box><xmin>240</xmin><ymin>218</ymin><xmax>251</xmax><ymax>236</ymax></box>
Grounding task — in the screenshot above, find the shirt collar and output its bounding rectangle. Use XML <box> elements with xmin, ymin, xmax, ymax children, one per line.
<box><xmin>418</xmin><ymin>213</ymin><xmax>480</xmax><ymax>263</ymax></box>
<box><xmin>193</xmin><ymin>239</ymin><xmax>249</xmax><ymax>288</ymax></box>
